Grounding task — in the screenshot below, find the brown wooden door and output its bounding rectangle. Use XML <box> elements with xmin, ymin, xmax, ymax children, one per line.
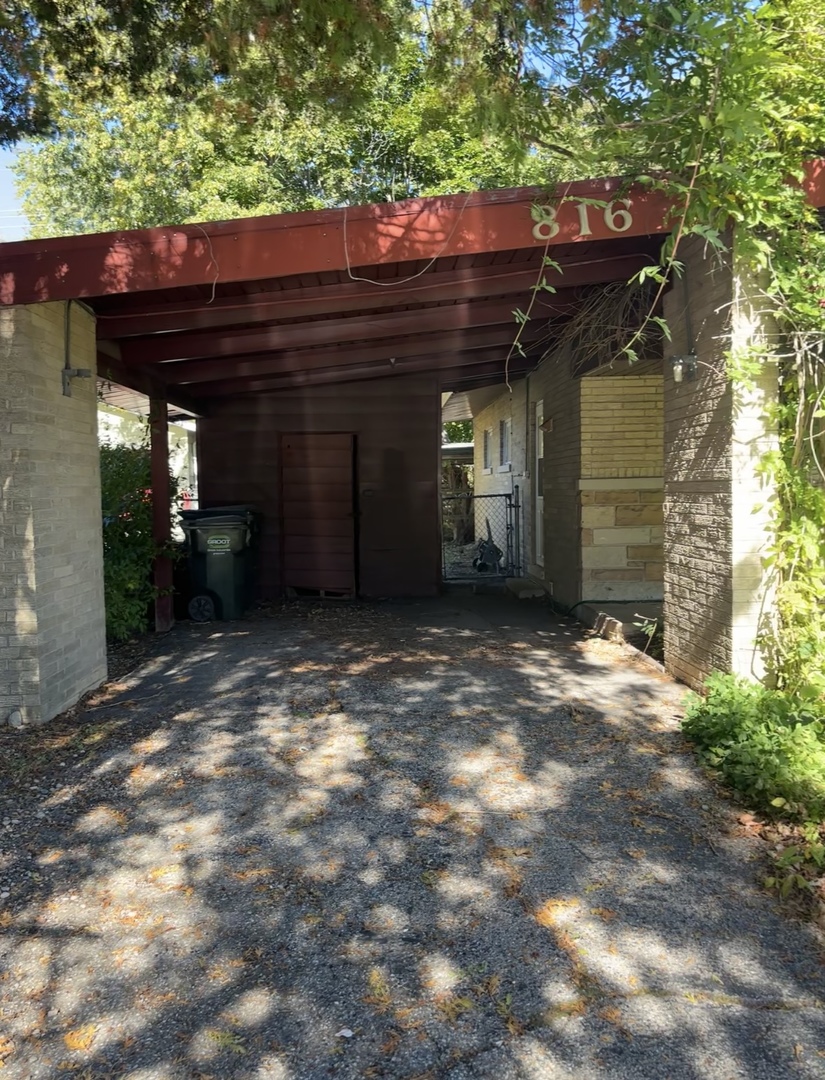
<box><xmin>281</xmin><ymin>433</ymin><xmax>356</xmax><ymax>595</ymax></box>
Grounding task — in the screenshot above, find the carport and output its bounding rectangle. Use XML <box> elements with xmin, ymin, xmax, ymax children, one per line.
<box><xmin>2</xmin><ymin>165</ymin><xmax>824</xmax><ymax>723</ymax></box>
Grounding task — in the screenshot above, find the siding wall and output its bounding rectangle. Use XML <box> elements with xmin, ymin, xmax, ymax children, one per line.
<box><xmin>198</xmin><ymin>375</ymin><xmax>441</xmax><ymax>598</ymax></box>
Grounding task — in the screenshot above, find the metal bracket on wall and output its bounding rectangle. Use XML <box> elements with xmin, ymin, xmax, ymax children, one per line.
<box><xmin>62</xmin><ymin>368</ymin><xmax>93</xmax><ymax>397</ymax></box>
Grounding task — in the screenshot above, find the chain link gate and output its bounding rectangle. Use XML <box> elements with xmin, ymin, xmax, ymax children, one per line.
<box><xmin>441</xmin><ymin>489</ymin><xmax>521</xmax><ymax>581</ymax></box>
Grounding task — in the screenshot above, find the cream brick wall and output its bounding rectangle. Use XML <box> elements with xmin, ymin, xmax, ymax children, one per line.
<box><xmin>472</xmin><ymin>381</ymin><xmax>528</xmax><ymax>570</ymax></box>
<box><xmin>580</xmin><ymin>376</ymin><xmax>664</xmax><ymax>478</ymax></box>
<box><xmin>729</xmin><ymin>265</ymin><xmax>779</xmax><ymax>681</ymax></box>
<box><xmin>0</xmin><ymin>302</ymin><xmax>107</xmax><ymax>726</ymax></box>
<box><xmin>578</xmin><ymin>376</ymin><xmax>664</xmax><ymax>602</ymax></box>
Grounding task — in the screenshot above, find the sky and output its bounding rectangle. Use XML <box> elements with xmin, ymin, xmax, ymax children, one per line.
<box><xmin>0</xmin><ymin>147</ymin><xmax>30</xmax><ymax>241</ymax></box>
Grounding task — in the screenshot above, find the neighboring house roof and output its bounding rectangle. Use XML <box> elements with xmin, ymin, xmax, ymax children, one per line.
<box><xmin>441</xmin><ymin>442</ymin><xmax>474</xmax><ymax>464</ymax></box>
<box><xmin>2</xmin><ymin>162</ymin><xmax>823</xmax><ymax>416</ymax></box>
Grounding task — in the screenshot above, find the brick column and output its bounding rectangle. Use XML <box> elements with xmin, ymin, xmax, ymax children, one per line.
<box><xmin>662</xmin><ymin>238</ymin><xmax>778</xmax><ymax>688</ymax></box>
<box><xmin>729</xmin><ymin>266</ymin><xmax>779</xmax><ymax>681</ymax></box>
<box><xmin>0</xmin><ymin>302</ymin><xmax>107</xmax><ymax>726</ymax></box>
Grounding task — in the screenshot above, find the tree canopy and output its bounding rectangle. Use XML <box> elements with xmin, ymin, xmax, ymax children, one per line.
<box><xmin>1</xmin><ymin>1</ymin><xmax>567</xmax><ymax>147</ymax></box>
<box><xmin>15</xmin><ymin>38</ymin><xmax>573</xmax><ymax>236</ymax></box>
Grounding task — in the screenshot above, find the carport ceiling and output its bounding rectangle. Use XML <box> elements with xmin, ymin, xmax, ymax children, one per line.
<box><xmin>0</xmin><ymin>176</ymin><xmax>687</xmax><ymax>412</ymax></box>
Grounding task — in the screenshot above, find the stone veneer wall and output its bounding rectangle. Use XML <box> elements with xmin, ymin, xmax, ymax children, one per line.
<box><xmin>579</xmin><ymin>376</ymin><xmax>664</xmax><ymax>602</ymax></box>
<box><xmin>0</xmin><ymin>302</ymin><xmax>107</xmax><ymax>726</ymax></box>
<box><xmin>581</xmin><ymin>481</ymin><xmax>664</xmax><ymax>602</ymax></box>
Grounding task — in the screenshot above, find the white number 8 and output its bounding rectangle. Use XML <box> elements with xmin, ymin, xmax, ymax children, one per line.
<box><xmin>531</xmin><ymin>206</ymin><xmax>559</xmax><ymax>241</ymax></box>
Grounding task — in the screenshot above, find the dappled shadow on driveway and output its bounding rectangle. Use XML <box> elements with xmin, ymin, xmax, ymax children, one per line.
<box><xmin>1</xmin><ymin>596</ymin><xmax>824</xmax><ymax>1080</ymax></box>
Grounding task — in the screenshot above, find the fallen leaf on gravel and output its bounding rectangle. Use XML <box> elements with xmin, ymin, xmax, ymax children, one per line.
<box><xmin>232</xmin><ymin>867</ymin><xmax>275</xmax><ymax>881</ymax></box>
<box><xmin>535</xmin><ymin>898</ymin><xmax>580</xmax><ymax>927</ymax></box>
<box><xmin>437</xmin><ymin>995</ymin><xmax>475</xmax><ymax>1022</ymax></box>
<box><xmin>64</xmin><ymin>1025</ymin><xmax>96</xmax><ymax>1051</ymax></box>
<box><xmin>474</xmin><ymin>974</ymin><xmax>501</xmax><ymax>997</ymax></box>
<box><xmin>148</xmin><ymin>865</ymin><xmax>177</xmax><ymax>881</ymax></box>
<box><xmin>590</xmin><ymin>907</ymin><xmax>617</xmax><ymax>922</ymax></box>
<box><xmin>489</xmin><ymin>846</ymin><xmax>533</xmax><ymax>860</ymax></box>
<box><xmin>0</xmin><ymin>1036</ymin><xmax>14</xmax><ymax>1062</ymax></box>
<box><xmin>207</xmin><ymin>1030</ymin><xmax>246</xmax><ymax>1054</ymax></box>
<box><xmin>364</xmin><ymin>968</ymin><xmax>392</xmax><ymax>1012</ymax></box>
<box><xmin>546</xmin><ymin>999</ymin><xmax>586</xmax><ymax>1018</ymax></box>
<box><xmin>599</xmin><ymin>1006</ymin><xmax>624</xmax><ymax>1025</ymax></box>
<box><xmin>381</xmin><ymin>1031</ymin><xmax>401</xmax><ymax>1054</ymax></box>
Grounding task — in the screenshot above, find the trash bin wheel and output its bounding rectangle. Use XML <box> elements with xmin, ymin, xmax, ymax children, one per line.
<box><xmin>189</xmin><ymin>595</ymin><xmax>216</xmax><ymax>622</ymax></box>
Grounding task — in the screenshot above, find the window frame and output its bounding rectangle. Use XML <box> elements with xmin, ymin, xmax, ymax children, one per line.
<box><xmin>498</xmin><ymin>418</ymin><xmax>512</xmax><ymax>471</ymax></box>
<box><xmin>482</xmin><ymin>428</ymin><xmax>493</xmax><ymax>472</ymax></box>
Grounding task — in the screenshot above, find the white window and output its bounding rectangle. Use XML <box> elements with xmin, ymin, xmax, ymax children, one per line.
<box><xmin>499</xmin><ymin>418</ymin><xmax>511</xmax><ymax>468</ymax></box>
<box><xmin>482</xmin><ymin>428</ymin><xmax>493</xmax><ymax>470</ymax></box>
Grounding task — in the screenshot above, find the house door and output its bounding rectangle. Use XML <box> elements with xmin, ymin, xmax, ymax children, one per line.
<box><xmin>534</xmin><ymin>401</ymin><xmax>545</xmax><ymax>567</ymax></box>
<box><xmin>281</xmin><ymin>433</ymin><xmax>356</xmax><ymax>596</ymax></box>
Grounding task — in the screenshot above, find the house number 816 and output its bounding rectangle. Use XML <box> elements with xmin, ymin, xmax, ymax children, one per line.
<box><xmin>531</xmin><ymin>199</ymin><xmax>633</xmax><ymax>241</ymax></box>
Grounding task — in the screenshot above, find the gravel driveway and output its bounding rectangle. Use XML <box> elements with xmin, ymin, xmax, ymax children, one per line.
<box><xmin>1</xmin><ymin>594</ymin><xmax>824</xmax><ymax>1079</ymax></box>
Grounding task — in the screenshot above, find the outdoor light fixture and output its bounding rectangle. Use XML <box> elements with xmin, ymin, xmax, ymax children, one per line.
<box><xmin>670</xmin><ymin>270</ymin><xmax>699</xmax><ymax>386</ymax></box>
<box><xmin>671</xmin><ymin>353</ymin><xmax>697</xmax><ymax>384</ymax></box>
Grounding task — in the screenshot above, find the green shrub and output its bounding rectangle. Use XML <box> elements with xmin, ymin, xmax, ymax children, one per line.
<box><xmin>682</xmin><ymin>673</ymin><xmax>825</xmax><ymax>822</ymax></box>
<box><xmin>100</xmin><ymin>443</ymin><xmax>176</xmax><ymax>642</ymax></box>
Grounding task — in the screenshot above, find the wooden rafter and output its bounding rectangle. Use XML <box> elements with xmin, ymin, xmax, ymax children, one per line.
<box><xmin>116</xmin><ymin>297</ymin><xmax>570</xmax><ymax>365</ymax></box>
<box><xmin>93</xmin><ymin>252</ymin><xmax>653</xmax><ymax>337</ymax></box>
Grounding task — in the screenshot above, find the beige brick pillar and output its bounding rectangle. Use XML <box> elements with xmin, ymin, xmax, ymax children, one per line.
<box><xmin>729</xmin><ymin>266</ymin><xmax>779</xmax><ymax>681</ymax></box>
<box><xmin>0</xmin><ymin>301</ymin><xmax>107</xmax><ymax>726</ymax></box>
<box><xmin>663</xmin><ymin>238</ymin><xmax>778</xmax><ymax>688</ymax></box>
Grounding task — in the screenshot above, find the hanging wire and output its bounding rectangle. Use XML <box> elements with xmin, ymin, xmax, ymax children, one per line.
<box><xmin>341</xmin><ymin>191</ymin><xmax>475</xmax><ymax>287</ymax></box>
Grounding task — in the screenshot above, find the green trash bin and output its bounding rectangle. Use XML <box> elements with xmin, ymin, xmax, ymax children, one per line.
<box><xmin>181</xmin><ymin>514</ymin><xmax>256</xmax><ymax>621</ymax></box>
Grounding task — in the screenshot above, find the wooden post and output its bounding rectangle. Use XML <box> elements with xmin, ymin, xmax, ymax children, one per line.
<box><xmin>149</xmin><ymin>394</ymin><xmax>174</xmax><ymax>632</ymax></box>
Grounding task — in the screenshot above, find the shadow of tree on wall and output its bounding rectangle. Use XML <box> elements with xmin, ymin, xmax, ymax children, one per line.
<box><xmin>0</xmin><ymin>600</ymin><xmax>824</xmax><ymax>1079</ymax></box>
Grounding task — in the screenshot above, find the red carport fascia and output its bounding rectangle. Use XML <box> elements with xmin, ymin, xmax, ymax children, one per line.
<box><xmin>1</xmin><ymin>175</ymin><xmax>671</xmax><ymax>307</ymax></box>
<box><xmin>2</xmin><ymin>162</ymin><xmax>822</xmax><ymax>309</ymax></box>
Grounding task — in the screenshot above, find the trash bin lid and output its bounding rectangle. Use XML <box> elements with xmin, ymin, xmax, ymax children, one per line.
<box><xmin>182</xmin><ymin>516</ymin><xmax>249</xmax><ymax>528</ymax></box>
<box><xmin>179</xmin><ymin>505</ymin><xmax>257</xmax><ymax>522</ymax></box>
